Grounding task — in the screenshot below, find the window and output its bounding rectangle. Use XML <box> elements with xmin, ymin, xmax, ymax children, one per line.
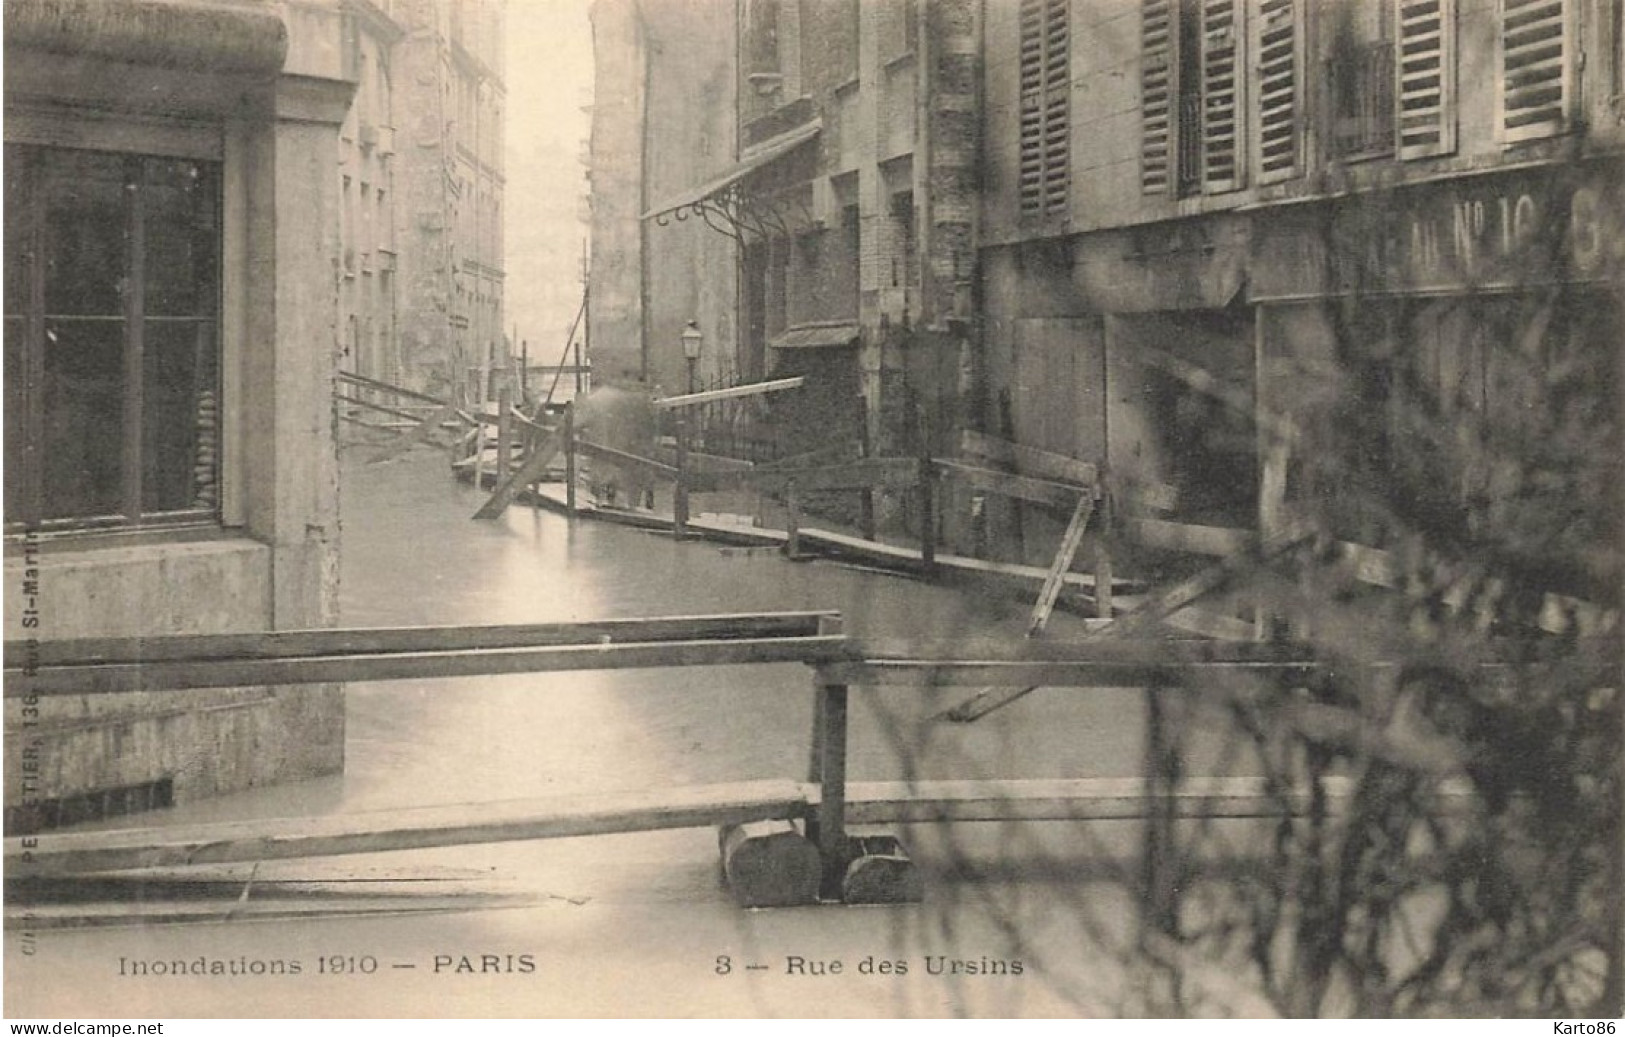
<box><xmin>4</xmin><ymin>144</ymin><xmax>222</xmax><ymax>531</ymax></box>
<box><xmin>879</xmin><ymin>0</ymin><xmax>918</xmax><ymax>60</ymax></box>
<box><xmin>1500</xmin><ymin>0</ymin><xmax>1571</xmax><ymax>143</ymax></box>
<box><xmin>1330</xmin><ymin>0</ymin><xmax>1456</xmax><ymax>161</ymax></box>
<box><xmin>1019</xmin><ymin>0</ymin><xmax>1070</xmax><ymax>218</ymax></box>
<box><xmin>1141</xmin><ymin>0</ymin><xmax>1246</xmax><ymax>196</ymax></box>
<box><xmin>1252</xmin><ymin>0</ymin><xmax>1301</xmax><ymax>182</ymax></box>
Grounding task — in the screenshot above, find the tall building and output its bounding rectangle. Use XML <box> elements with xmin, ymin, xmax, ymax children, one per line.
<box><xmin>335</xmin><ymin>0</ymin><xmax>507</xmax><ymax>405</ymax></box>
<box><xmin>588</xmin><ymin>0</ymin><xmax>738</xmax><ymax>396</ymax></box>
<box><xmin>593</xmin><ymin>0</ymin><xmax>979</xmax><ymax>481</ymax></box>
<box><xmin>4</xmin><ymin>0</ymin><xmax>357</xmax><ymax>827</ymax></box>
<box><xmin>980</xmin><ymin>0</ymin><xmax>1624</xmax><ymax>560</ymax></box>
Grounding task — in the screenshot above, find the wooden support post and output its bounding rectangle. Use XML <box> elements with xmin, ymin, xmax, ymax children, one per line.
<box><xmin>563</xmin><ymin>401</ymin><xmax>577</xmax><ymax>514</ymax></box>
<box><xmin>918</xmin><ymin>457</ymin><xmax>937</xmax><ymax>575</ymax></box>
<box><xmin>915</xmin><ymin>403</ymin><xmax>936</xmax><ymax>574</ymax></box>
<box><xmin>784</xmin><ymin>480</ymin><xmax>802</xmax><ymax>559</ymax></box>
<box><xmin>1094</xmin><ymin>490</ymin><xmax>1114</xmax><ymax>619</ymax></box>
<box><xmin>472</xmin><ymin>415</ymin><xmax>487</xmax><ymax>488</ymax></box>
<box><xmin>674</xmin><ymin>415</ymin><xmax>691</xmax><ymax>538</ymax></box>
<box><xmin>496</xmin><ymin>385</ymin><xmax>512</xmax><ymax>481</ymax></box>
<box><xmin>858</xmin><ymin>397</ymin><xmax>876</xmax><ymax>541</ymax></box>
<box><xmin>813</xmin><ymin>680</ymin><xmax>850</xmax><ymax>900</ymax></box>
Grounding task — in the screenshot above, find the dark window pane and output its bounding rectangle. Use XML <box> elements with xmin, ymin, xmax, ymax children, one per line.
<box><xmin>4</xmin><ymin>146</ymin><xmax>33</xmax><ymax>312</ymax></box>
<box><xmin>142</xmin><ymin>158</ymin><xmax>219</xmax><ymax>318</ymax></box>
<box><xmin>42</xmin><ymin>317</ymin><xmax>125</xmax><ymax>520</ymax></box>
<box><xmin>142</xmin><ymin>320</ymin><xmax>216</xmax><ymax>513</ymax></box>
<box><xmin>44</xmin><ymin>151</ymin><xmax>130</xmax><ymax>317</ymax></box>
<box><xmin>4</xmin><ymin>317</ymin><xmax>27</xmax><ymax>524</ymax></box>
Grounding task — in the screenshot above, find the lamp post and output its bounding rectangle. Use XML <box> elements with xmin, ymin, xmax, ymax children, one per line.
<box><xmin>681</xmin><ymin>320</ymin><xmax>703</xmax><ymax>395</ymax></box>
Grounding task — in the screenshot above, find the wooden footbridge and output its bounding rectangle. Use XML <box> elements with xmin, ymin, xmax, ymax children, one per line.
<box><xmin>4</xmin><ymin>611</ymin><xmax>1486</xmax><ymax>910</ymax></box>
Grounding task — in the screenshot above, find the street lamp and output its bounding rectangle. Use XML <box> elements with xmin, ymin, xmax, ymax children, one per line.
<box><xmin>681</xmin><ymin>320</ymin><xmax>703</xmax><ymax>394</ymax></box>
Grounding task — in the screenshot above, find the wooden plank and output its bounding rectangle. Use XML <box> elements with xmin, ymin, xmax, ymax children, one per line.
<box><xmin>336</xmin><ymin>393</ymin><xmax>459</xmax><ymax>428</ymax></box>
<box><xmin>366</xmin><ymin>403</ymin><xmax>461</xmax><ymax>465</ymax></box>
<box><xmin>1164</xmin><ymin>606</ymin><xmax>1259</xmax><ymax>642</ymax></box>
<box><xmin>6</xmin><ymin>782</ymin><xmax>810</xmax><ymax>876</ymax></box>
<box><xmin>8</xmin><ymin>634</ymin><xmax>853</xmax><ymax>697</ymax></box>
<box><xmin>703</xmin><ymin>457</ymin><xmax>920</xmax><ymax>495</ymax></box>
<box><xmin>1026</xmin><ymin>495</ymin><xmax>1095</xmax><ymax>637</ymax></box>
<box><xmin>857</xmin><ymin>638</ymin><xmax>1319</xmax><ymax>666</ymax></box>
<box><xmin>822</xmin><ymin>658</ymin><xmax>1317</xmax><ymax>687</ymax></box>
<box><xmin>959</xmin><ymin>429</ymin><xmax>1099</xmax><ymax>486</ymax></box>
<box><xmin>829</xmin><ymin>777</ymin><xmax>1476</xmax><ymax>824</ymax></box>
<box><xmin>338</xmin><ymin>369</ymin><xmax>455</xmax><ymax>410</ymax></box>
<box><xmin>756</xmin><ymin>441</ymin><xmax>861</xmax><ymax>470</ymax></box>
<box><xmin>1127</xmin><ymin>517</ymin><xmax>1255</xmax><ymax>557</ymax></box>
<box><xmin>947</xmin><ymin>495</ymin><xmax>1096</xmax><ymax>721</ymax></box>
<box><xmin>940</xmin><ymin>533</ymin><xmax>1310</xmax><ymax>721</ymax></box>
<box><xmin>652</xmin><ymin>376</ymin><xmax>805</xmax><ymax>410</ymax></box>
<box><xmin>573</xmin><ymin>439</ymin><xmax>680</xmax><ymax>481</ymax></box>
<box><xmin>934</xmin><ymin>459</ymin><xmax>1087</xmax><ymax>510</ymax></box>
<box><xmin>338</xmin><ymin>414</ymin><xmax>410</xmax><ymax>432</ymax></box>
<box><xmin>684</xmin><ymin>451</ymin><xmax>756</xmax><ymax>475</ymax></box>
<box><xmin>9</xmin><ymin>612</ymin><xmax>841</xmax><ymax>668</ymax></box>
<box><xmin>471</xmin><ymin>427</ymin><xmax>563</xmax><ymax>519</ymax></box>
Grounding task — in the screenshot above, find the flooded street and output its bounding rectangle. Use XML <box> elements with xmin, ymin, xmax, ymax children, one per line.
<box><xmin>333</xmin><ymin>450</ymin><xmax>1152</xmax><ymax>811</ymax></box>
<box><xmin>6</xmin><ymin>450</ymin><xmax>1218</xmax><ymax>1019</ymax></box>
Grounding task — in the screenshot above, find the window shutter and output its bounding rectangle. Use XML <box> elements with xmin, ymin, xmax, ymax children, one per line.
<box><xmin>1020</xmin><ymin>0</ymin><xmax>1070</xmax><ymax>218</ymax></box>
<box><xmin>1141</xmin><ymin>0</ymin><xmax>1177</xmax><ymax>194</ymax></box>
<box><xmin>1253</xmin><ymin>0</ymin><xmax>1301</xmax><ymax>183</ymax></box>
<box><xmin>1397</xmin><ymin>0</ymin><xmax>1456</xmax><ymax>158</ymax></box>
<box><xmin>1500</xmin><ymin>0</ymin><xmax>1570</xmax><ymax>143</ymax></box>
<box><xmin>1201</xmin><ymin>0</ymin><xmax>1244</xmax><ymax>191</ymax></box>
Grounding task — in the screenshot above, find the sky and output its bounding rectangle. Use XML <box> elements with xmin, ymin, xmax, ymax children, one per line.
<box><xmin>504</xmin><ymin>0</ymin><xmax>595</xmax><ymax>367</ymax></box>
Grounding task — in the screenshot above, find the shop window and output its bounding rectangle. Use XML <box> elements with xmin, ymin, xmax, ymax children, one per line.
<box><xmin>1141</xmin><ymin>0</ymin><xmax>1246</xmax><ymax>197</ymax></box>
<box><xmin>4</xmin><ymin>145</ymin><xmax>221</xmax><ymax>532</ymax></box>
<box><xmin>1500</xmin><ymin>0</ymin><xmax>1571</xmax><ymax>143</ymax></box>
<box><xmin>1020</xmin><ymin>0</ymin><xmax>1070</xmax><ymax>219</ymax></box>
<box><xmin>1331</xmin><ymin>0</ymin><xmax>1456</xmax><ymax>161</ymax></box>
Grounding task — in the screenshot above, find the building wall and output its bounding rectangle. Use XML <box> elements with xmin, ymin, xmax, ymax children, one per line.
<box><xmin>978</xmin><ymin>0</ymin><xmax>1625</xmax><ymax>562</ymax></box>
<box><xmin>355</xmin><ymin>0</ymin><xmax>506</xmax><ymax>403</ymax></box>
<box><xmin>587</xmin><ymin>0</ymin><xmax>648</xmax><ymax>387</ymax></box>
<box><xmin>3</xmin><ymin>0</ymin><xmax>355</xmax><ymax>825</ymax></box>
<box><xmin>641</xmin><ymin>0</ymin><xmax>739</xmax><ymax>396</ymax></box>
<box><xmin>985</xmin><ymin>0</ymin><xmax>1625</xmax><ymax>245</ymax></box>
<box><xmin>333</xmin><ymin>1</ymin><xmax>405</xmax><ymax>388</ymax></box>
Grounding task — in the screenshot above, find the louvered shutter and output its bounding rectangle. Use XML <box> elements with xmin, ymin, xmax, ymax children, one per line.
<box><xmin>1201</xmin><ymin>0</ymin><xmax>1244</xmax><ymax>191</ymax></box>
<box><xmin>1397</xmin><ymin>0</ymin><xmax>1456</xmax><ymax>158</ymax></box>
<box><xmin>1020</xmin><ymin>0</ymin><xmax>1070</xmax><ymax>218</ymax></box>
<box><xmin>1041</xmin><ymin>0</ymin><xmax>1070</xmax><ymax>216</ymax></box>
<box><xmin>1253</xmin><ymin>0</ymin><xmax>1300</xmax><ymax>183</ymax></box>
<box><xmin>1141</xmin><ymin>0</ymin><xmax>1176</xmax><ymax>194</ymax></box>
<box><xmin>1500</xmin><ymin>0</ymin><xmax>1570</xmax><ymax>143</ymax></box>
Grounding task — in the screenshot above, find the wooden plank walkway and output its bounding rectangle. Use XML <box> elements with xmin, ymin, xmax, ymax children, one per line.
<box><xmin>7</xmin><ymin>782</ymin><xmax>812</xmax><ymax>877</ymax></box>
<box><xmin>835</xmin><ymin>777</ymin><xmax>1476</xmax><ymax>824</ymax></box>
<box><xmin>7</xmin><ymin>777</ymin><xmax>1481</xmax><ymax>878</ymax></box>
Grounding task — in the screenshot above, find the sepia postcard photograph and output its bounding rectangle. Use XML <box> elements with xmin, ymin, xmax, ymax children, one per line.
<box><xmin>3</xmin><ymin>0</ymin><xmax>1622</xmax><ymax>1020</ymax></box>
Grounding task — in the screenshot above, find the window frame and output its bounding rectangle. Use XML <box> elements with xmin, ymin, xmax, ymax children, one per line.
<box><xmin>1497</xmin><ymin>0</ymin><xmax>1574</xmax><ymax>146</ymax></box>
<box><xmin>4</xmin><ymin>118</ymin><xmax>233</xmax><ymax>539</ymax></box>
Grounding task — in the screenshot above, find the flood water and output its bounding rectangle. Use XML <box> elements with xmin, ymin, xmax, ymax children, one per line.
<box><xmin>7</xmin><ymin>447</ymin><xmax>1252</xmax><ymax>1019</ymax></box>
<box><xmin>331</xmin><ymin>450</ymin><xmax>1153</xmax><ymax>812</ymax></box>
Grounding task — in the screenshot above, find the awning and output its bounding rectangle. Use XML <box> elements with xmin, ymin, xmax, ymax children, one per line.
<box><xmin>641</xmin><ymin>118</ymin><xmax>822</xmax><ymax>222</ymax></box>
<box><xmin>770</xmin><ymin>321</ymin><xmax>859</xmax><ymax>350</ymax></box>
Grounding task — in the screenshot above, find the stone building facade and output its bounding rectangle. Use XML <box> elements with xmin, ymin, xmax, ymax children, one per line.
<box><xmin>596</xmin><ymin>0</ymin><xmax>980</xmax><ymax>489</ymax></box>
<box><xmin>980</xmin><ymin>0</ymin><xmax>1624</xmax><ymax>565</ymax></box>
<box><xmin>330</xmin><ymin>0</ymin><xmax>508</xmax><ymax>405</ymax></box>
<box><xmin>3</xmin><ymin>0</ymin><xmax>357</xmax><ymax>828</ymax></box>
